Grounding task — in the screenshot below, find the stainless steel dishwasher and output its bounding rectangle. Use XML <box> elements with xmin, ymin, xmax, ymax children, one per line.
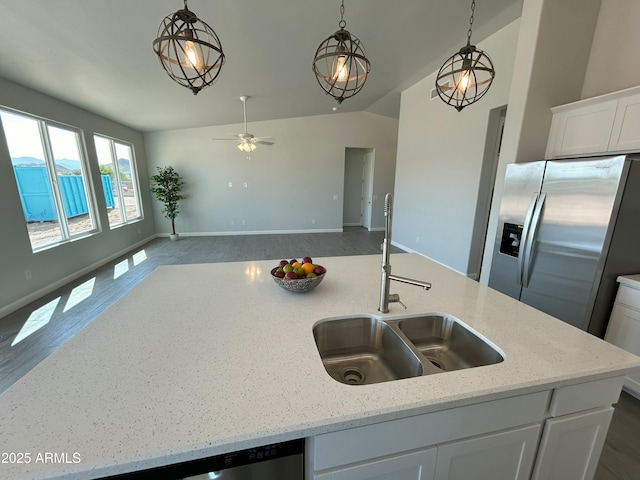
<box><xmin>102</xmin><ymin>438</ymin><xmax>304</xmax><ymax>480</ymax></box>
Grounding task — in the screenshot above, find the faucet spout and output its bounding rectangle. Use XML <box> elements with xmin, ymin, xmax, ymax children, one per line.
<box><xmin>379</xmin><ymin>193</ymin><xmax>431</xmax><ymax>313</ymax></box>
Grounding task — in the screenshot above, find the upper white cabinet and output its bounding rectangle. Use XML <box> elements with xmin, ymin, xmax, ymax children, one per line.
<box><xmin>546</xmin><ymin>86</ymin><xmax>640</xmax><ymax>158</ymax></box>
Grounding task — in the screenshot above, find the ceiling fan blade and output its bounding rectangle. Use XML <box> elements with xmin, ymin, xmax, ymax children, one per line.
<box><xmin>211</xmin><ymin>137</ymin><xmax>240</xmax><ymax>141</ymax></box>
<box><xmin>255</xmin><ymin>140</ymin><xmax>275</xmax><ymax>145</ymax></box>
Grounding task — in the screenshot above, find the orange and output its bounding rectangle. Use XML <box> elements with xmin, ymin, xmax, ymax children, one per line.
<box><xmin>292</xmin><ymin>262</ymin><xmax>302</xmax><ymax>268</ymax></box>
<box><xmin>302</xmin><ymin>263</ymin><xmax>315</xmax><ymax>274</ymax></box>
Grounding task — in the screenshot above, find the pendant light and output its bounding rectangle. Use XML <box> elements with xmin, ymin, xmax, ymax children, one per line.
<box><xmin>152</xmin><ymin>0</ymin><xmax>225</xmax><ymax>95</ymax></box>
<box><xmin>312</xmin><ymin>0</ymin><xmax>371</xmax><ymax>104</ymax></box>
<box><xmin>435</xmin><ymin>0</ymin><xmax>495</xmax><ymax>111</ymax></box>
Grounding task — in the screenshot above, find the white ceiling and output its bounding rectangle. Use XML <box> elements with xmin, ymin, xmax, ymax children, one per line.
<box><xmin>0</xmin><ymin>0</ymin><xmax>523</xmax><ymax>132</ymax></box>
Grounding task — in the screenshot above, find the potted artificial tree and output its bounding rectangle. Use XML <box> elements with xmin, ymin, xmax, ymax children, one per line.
<box><xmin>150</xmin><ymin>166</ymin><xmax>185</xmax><ymax>241</ymax></box>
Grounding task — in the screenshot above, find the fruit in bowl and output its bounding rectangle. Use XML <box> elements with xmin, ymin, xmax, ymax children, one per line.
<box><xmin>270</xmin><ymin>257</ymin><xmax>326</xmax><ymax>293</ymax></box>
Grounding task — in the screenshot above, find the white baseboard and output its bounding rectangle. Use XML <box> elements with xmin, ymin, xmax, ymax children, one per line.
<box><xmin>158</xmin><ymin>228</ymin><xmax>344</xmax><ymax>237</ymax></box>
<box><xmin>343</xmin><ymin>223</ymin><xmax>361</xmax><ymax>227</ymax></box>
<box><xmin>0</xmin><ymin>235</ymin><xmax>157</xmax><ymax>320</ymax></box>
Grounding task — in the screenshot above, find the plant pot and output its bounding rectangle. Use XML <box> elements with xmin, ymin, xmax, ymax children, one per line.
<box><xmin>169</xmin><ymin>233</ymin><xmax>179</xmax><ymax>241</ymax></box>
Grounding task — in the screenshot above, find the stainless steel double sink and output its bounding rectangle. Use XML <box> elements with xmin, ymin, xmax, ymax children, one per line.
<box><xmin>313</xmin><ymin>314</ymin><xmax>504</xmax><ymax>385</ymax></box>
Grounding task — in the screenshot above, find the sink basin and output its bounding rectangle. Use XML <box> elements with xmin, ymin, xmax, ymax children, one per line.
<box><xmin>393</xmin><ymin>315</ymin><xmax>504</xmax><ymax>372</ymax></box>
<box><xmin>312</xmin><ymin>316</ymin><xmax>423</xmax><ymax>385</ymax></box>
<box><xmin>313</xmin><ymin>314</ymin><xmax>504</xmax><ymax>385</ymax></box>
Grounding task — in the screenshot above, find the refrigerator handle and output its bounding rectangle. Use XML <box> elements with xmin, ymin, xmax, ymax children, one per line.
<box><xmin>522</xmin><ymin>193</ymin><xmax>546</xmax><ymax>288</ymax></box>
<box><xmin>517</xmin><ymin>193</ymin><xmax>539</xmax><ymax>287</ymax></box>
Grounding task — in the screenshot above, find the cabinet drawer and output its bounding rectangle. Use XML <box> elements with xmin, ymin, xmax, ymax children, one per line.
<box><xmin>548</xmin><ymin>377</ymin><xmax>624</xmax><ymax>417</ymax></box>
<box><xmin>616</xmin><ymin>285</ymin><xmax>640</xmax><ymax>309</ymax></box>
<box><xmin>309</xmin><ymin>391</ymin><xmax>549</xmax><ymax>471</ymax></box>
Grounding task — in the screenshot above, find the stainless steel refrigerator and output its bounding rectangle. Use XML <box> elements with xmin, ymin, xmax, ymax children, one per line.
<box><xmin>488</xmin><ymin>154</ymin><xmax>640</xmax><ymax>337</ymax></box>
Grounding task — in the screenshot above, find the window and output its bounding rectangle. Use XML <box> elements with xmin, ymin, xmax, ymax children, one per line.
<box><xmin>94</xmin><ymin>135</ymin><xmax>142</xmax><ymax>228</ymax></box>
<box><xmin>0</xmin><ymin>109</ymin><xmax>97</xmax><ymax>251</ymax></box>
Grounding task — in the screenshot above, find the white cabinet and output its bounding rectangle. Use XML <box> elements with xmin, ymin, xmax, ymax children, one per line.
<box><xmin>531</xmin><ymin>407</ymin><xmax>614</xmax><ymax>480</ymax></box>
<box><xmin>434</xmin><ymin>424</ymin><xmax>540</xmax><ymax>480</ymax></box>
<box><xmin>313</xmin><ymin>447</ymin><xmax>437</xmax><ymax>480</ymax></box>
<box><xmin>605</xmin><ymin>275</ymin><xmax>640</xmax><ymax>398</ymax></box>
<box><xmin>546</xmin><ymin>86</ymin><xmax>640</xmax><ymax>158</ymax></box>
<box><xmin>307</xmin><ymin>378</ymin><xmax>625</xmax><ymax>480</ymax></box>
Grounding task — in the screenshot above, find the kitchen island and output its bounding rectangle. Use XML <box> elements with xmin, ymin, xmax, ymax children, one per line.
<box><xmin>0</xmin><ymin>253</ymin><xmax>638</xmax><ymax>479</ymax></box>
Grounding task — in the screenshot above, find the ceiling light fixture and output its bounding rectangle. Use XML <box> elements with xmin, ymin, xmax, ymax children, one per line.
<box><xmin>152</xmin><ymin>0</ymin><xmax>225</xmax><ymax>95</ymax></box>
<box><xmin>312</xmin><ymin>0</ymin><xmax>371</xmax><ymax>104</ymax></box>
<box><xmin>435</xmin><ymin>0</ymin><xmax>495</xmax><ymax>111</ymax></box>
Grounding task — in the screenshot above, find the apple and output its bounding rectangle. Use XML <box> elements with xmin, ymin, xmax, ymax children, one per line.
<box><xmin>273</xmin><ymin>269</ymin><xmax>285</xmax><ymax>278</ymax></box>
<box><xmin>293</xmin><ymin>267</ymin><xmax>305</xmax><ymax>278</ymax></box>
<box><xmin>284</xmin><ymin>271</ymin><xmax>298</xmax><ymax>280</ymax></box>
<box><xmin>314</xmin><ymin>265</ymin><xmax>326</xmax><ymax>275</ymax></box>
<box><xmin>278</xmin><ymin>259</ymin><xmax>288</xmax><ymax>267</ymax></box>
<box><xmin>289</xmin><ymin>258</ymin><xmax>298</xmax><ymax>265</ymax></box>
<box><xmin>303</xmin><ymin>256</ymin><xmax>313</xmax><ymax>264</ymax></box>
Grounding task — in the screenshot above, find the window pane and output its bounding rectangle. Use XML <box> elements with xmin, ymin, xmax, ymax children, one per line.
<box><xmin>94</xmin><ymin>135</ymin><xmax>142</xmax><ymax>228</ymax></box>
<box><xmin>47</xmin><ymin>125</ymin><xmax>95</xmax><ymax>237</ymax></box>
<box><xmin>114</xmin><ymin>142</ymin><xmax>141</xmax><ymax>221</ymax></box>
<box><xmin>0</xmin><ymin>111</ymin><xmax>63</xmax><ymax>249</ymax></box>
<box><xmin>95</xmin><ymin>135</ymin><xmax>123</xmax><ymax>227</ymax></box>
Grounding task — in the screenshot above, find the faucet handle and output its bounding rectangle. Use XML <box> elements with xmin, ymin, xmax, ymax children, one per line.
<box><xmin>388</xmin><ymin>294</ymin><xmax>407</xmax><ymax>309</ymax></box>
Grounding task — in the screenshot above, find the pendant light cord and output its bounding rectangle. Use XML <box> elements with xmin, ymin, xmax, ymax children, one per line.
<box><xmin>466</xmin><ymin>0</ymin><xmax>475</xmax><ymax>46</ymax></box>
<box><xmin>339</xmin><ymin>0</ymin><xmax>346</xmax><ymax>29</ymax></box>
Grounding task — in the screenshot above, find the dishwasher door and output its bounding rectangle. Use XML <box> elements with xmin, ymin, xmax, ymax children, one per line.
<box><xmin>184</xmin><ymin>451</ymin><xmax>303</xmax><ymax>479</ymax></box>
<box><xmin>103</xmin><ymin>439</ymin><xmax>304</xmax><ymax>480</ymax></box>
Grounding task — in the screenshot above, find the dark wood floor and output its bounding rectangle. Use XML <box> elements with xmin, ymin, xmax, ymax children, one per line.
<box><xmin>0</xmin><ymin>227</ymin><xmax>638</xmax><ymax>478</ymax></box>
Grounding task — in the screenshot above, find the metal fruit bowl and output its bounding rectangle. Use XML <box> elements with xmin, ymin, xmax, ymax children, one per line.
<box><xmin>270</xmin><ymin>267</ymin><xmax>326</xmax><ymax>293</ymax></box>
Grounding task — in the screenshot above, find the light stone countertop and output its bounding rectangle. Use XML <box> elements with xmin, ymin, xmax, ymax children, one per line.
<box><xmin>1</xmin><ymin>253</ymin><xmax>639</xmax><ymax>479</ymax></box>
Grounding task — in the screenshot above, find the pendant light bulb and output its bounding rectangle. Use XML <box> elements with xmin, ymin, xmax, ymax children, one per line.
<box><xmin>184</xmin><ymin>40</ymin><xmax>200</xmax><ymax>69</ymax></box>
<box><xmin>334</xmin><ymin>55</ymin><xmax>348</xmax><ymax>82</ymax></box>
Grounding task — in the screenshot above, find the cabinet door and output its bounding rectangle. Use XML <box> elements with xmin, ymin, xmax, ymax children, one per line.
<box><xmin>313</xmin><ymin>447</ymin><xmax>437</xmax><ymax>480</ymax></box>
<box><xmin>434</xmin><ymin>424</ymin><xmax>540</xmax><ymax>480</ymax></box>
<box><xmin>531</xmin><ymin>407</ymin><xmax>614</xmax><ymax>480</ymax></box>
<box><xmin>609</xmin><ymin>93</ymin><xmax>640</xmax><ymax>152</ymax></box>
<box><xmin>604</xmin><ymin>301</ymin><xmax>640</xmax><ymax>396</ymax></box>
<box><xmin>546</xmin><ymin>100</ymin><xmax>617</xmax><ymax>158</ymax></box>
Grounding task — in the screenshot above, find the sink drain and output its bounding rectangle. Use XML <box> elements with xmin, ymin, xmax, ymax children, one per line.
<box><xmin>427</xmin><ymin>357</ymin><xmax>443</xmax><ymax>370</ymax></box>
<box><xmin>341</xmin><ymin>367</ymin><xmax>365</xmax><ymax>385</ymax></box>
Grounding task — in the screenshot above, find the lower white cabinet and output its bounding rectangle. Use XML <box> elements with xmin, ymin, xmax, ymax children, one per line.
<box><xmin>531</xmin><ymin>407</ymin><xmax>614</xmax><ymax>480</ymax></box>
<box><xmin>313</xmin><ymin>447</ymin><xmax>437</xmax><ymax>480</ymax></box>
<box><xmin>434</xmin><ymin>424</ymin><xmax>541</xmax><ymax>480</ymax></box>
<box><xmin>605</xmin><ymin>275</ymin><xmax>640</xmax><ymax>397</ymax></box>
<box><xmin>307</xmin><ymin>378</ymin><xmax>624</xmax><ymax>480</ymax></box>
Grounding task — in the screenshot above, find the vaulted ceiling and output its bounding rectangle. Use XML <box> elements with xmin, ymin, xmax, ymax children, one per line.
<box><xmin>0</xmin><ymin>0</ymin><xmax>523</xmax><ymax>132</ymax></box>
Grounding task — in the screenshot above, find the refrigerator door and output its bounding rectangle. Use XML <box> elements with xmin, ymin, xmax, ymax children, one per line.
<box><xmin>488</xmin><ymin>162</ymin><xmax>545</xmax><ymax>299</ymax></box>
<box><xmin>519</xmin><ymin>156</ymin><xmax>627</xmax><ymax>329</ymax></box>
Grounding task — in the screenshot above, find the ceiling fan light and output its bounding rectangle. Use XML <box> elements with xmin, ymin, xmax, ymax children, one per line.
<box><xmin>153</xmin><ymin>1</ymin><xmax>225</xmax><ymax>95</ymax></box>
<box><xmin>237</xmin><ymin>141</ymin><xmax>256</xmax><ymax>153</ymax></box>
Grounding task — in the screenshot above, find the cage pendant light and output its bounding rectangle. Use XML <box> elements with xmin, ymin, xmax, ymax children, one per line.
<box><xmin>312</xmin><ymin>0</ymin><xmax>371</xmax><ymax>104</ymax></box>
<box><xmin>153</xmin><ymin>0</ymin><xmax>225</xmax><ymax>95</ymax></box>
<box><xmin>435</xmin><ymin>0</ymin><xmax>495</xmax><ymax>111</ymax></box>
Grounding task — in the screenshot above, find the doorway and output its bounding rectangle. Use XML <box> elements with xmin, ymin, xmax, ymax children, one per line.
<box><xmin>343</xmin><ymin>148</ymin><xmax>374</xmax><ymax>229</ymax></box>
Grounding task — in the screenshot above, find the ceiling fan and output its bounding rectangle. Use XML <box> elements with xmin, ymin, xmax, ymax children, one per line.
<box><xmin>212</xmin><ymin>96</ymin><xmax>275</xmax><ymax>152</ymax></box>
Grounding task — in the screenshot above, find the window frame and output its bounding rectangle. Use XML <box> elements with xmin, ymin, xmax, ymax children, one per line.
<box><xmin>0</xmin><ymin>107</ymin><xmax>100</xmax><ymax>252</ymax></box>
<box><xmin>93</xmin><ymin>134</ymin><xmax>143</xmax><ymax>228</ymax></box>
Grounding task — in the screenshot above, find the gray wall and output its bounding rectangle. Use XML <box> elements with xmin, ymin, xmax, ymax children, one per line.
<box><xmin>0</xmin><ymin>77</ymin><xmax>156</xmax><ymax>316</ymax></box>
<box><xmin>144</xmin><ymin>112</ymin><xmax>397</xmax><ymax>235</ymax></box>
<box><xmin>392</xmin><ymin>19</ymin><xmax>520</xmax><ymax>276</ymax></box>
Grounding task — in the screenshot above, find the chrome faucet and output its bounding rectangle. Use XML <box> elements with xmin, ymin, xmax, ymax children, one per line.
<box><xmin>379</xmin><ymin>193</ymin><xmax>431</xmax><ymax>313</ymax></box>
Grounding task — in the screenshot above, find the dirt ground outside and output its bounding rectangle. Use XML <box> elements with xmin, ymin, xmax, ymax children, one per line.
<box><xmin>27</xmin><ymin>197</ymin><xmax>141</xmax><ymax>248</ymax></box>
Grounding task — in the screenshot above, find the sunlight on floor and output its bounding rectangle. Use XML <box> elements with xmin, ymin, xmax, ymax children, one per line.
<box><xmin>63</xmin><ymin>278</ymin><xmax>95</xmax><ymax>312</ymax></box>
<box><xmin>12</xmin><ymin>297</ymin><xmax>60</xmax><ymax>346</ymax></box>
<box><xmin>113</xmin><ymin>259</ymin><xmax>129</xmax><ymax>279</ymax></box>
<box><xmin>133</xmin><ymin>249</ymin><xmax>147</xmax><ymax>266</ymax></box>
